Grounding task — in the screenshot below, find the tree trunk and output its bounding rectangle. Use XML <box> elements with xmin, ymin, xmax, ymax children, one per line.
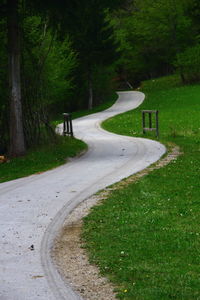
<box><xmin>7</xmin><ymin>0</ymin><xmax>26</xmax><ymax>156</ymax></box>
<box><xmin>88</xmin><ymin>71</ymin><xmax>93</xmax><ymax>110</ymax></box>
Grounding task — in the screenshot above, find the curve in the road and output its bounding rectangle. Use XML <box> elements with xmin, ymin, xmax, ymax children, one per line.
<box><xmin>0</xmin><ymin>92</ymin><xmax>166</xmax><ymax>300</ymax></box>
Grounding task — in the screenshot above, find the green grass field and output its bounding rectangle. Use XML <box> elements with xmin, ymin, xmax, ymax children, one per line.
<box><xmin>82</xmin><ymin>75</ymin><xmax>200</xmax><ymax>299</ymax></box>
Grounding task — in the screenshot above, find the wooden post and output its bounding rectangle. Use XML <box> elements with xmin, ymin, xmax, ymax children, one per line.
<box><xmin>63</xmin><ymin>113</ymin><xmax>73</xmax><ymax>137</ymax></box>
<box><xmin>142</xmin><ymin>111</ymin><xmax>145</xmax><ymax>134</ymax></box>
<box><xmin>149</xmin><ymin>112</ymin><xmax>152</xmax><ymax>129</ymax></box>
<box><xmin>141</xmin><ymin>110</ymin><xmax>159</xmax><ymax>138</ymax></box>
<box><xmin>69</xmin><ymin>116</ymin><xmax>73</xmax><ymax>137</ymax></box>
<box><xmin>156</xmin><ymin>110</ymin><xmax>159</xmax><ymax>138</ymax></box>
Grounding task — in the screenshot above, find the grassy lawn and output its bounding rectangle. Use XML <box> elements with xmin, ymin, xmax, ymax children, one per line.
<box><xmin>0</xmin><ymin>136</ymin><xmax>86</xmax><ymax>183</ymax></box>
<box><xmin>82</xmin><ymin>75</ymin><xmax>200</xmax><ymax>299</ymax></box>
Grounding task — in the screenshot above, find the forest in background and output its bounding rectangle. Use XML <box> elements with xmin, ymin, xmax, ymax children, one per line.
<box><xmin>0</xmin><ymin>0</ymin><xmax>200</xmax><ymax>156</ymax></box>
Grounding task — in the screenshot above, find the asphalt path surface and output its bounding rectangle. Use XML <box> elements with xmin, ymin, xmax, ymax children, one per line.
<box><xmin>0</xmin><ymin>91</ymin><xmax>166</xmax><ymax>300</ymax></box>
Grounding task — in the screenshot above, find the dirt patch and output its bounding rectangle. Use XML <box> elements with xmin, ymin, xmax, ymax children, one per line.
<box><xmin>52</xmin><ymin>195</ymin><xmax>116</xmax><ymax>300</ymax></box>
<box><xmin>52</xmin><ymin>143</ymin><xmax>182</xmax><ymax>300</ymax></box>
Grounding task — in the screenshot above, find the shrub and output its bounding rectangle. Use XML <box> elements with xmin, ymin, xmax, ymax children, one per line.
<box><xmin>175</xmin><ymin>44</ymin><xmax>200</xmax><ymax>84</ymax></box>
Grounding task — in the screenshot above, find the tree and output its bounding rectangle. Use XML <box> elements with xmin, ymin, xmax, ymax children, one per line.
<box><xmin>0</xmin><ymin>0</ymin><xmax>125</xmax><ymax>155</ymax></box>
<box><xmin>66</xmin><ymin>1</ymin><xmax>119</xmax><ymax>109</ymax></box>
<box><xmin>2</xmin><ymin>1</ymin><xmax>78</xmax><ymax>154</ymax></box>
<box><xmin>7</xmin><ymin>0</ymin><xmax>26</xmax><ymax>156</ymax></box>
<box><xmin>32</xmin><ymin>0</ymin><xmax>122</xmax><ymax>109</ymax></box>
<box><xmin>111</xmin><ymin>0</ymin><xmax>195</xmax><ymax>83</ymax></box>
<box><xmin>21</xmin><ymin>15</ymin><xmax>77</xmax><ymax>146</ymax></box>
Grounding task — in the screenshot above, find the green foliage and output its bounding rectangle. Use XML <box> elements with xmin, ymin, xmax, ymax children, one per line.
<box><xmin>91</xmin><ymin>65</ymin><xmax>117</xmax><ymax>106</ymax></box>
<box><xmin>0</xmin><ymin>6</ymin><xmax>79</xmax><ymax>153</ymax></box>
<box><xmin>188</xmin><ymin>0</ymin><xmax>200</xmax><ymax>32</ymax></box>
<box><xmin>65</xmin><ymin>1</ymin><xmax>120</xmax><ymax>109</ymax></box>
<box><xmin>83</xmin><ymin>75</ymin><xmax>200</xmax><ymax>299</ymax></box>
<box><xmin>22</xmin><ymin>15</ymin><xmax>77</xmax><ymax>107</ymax></box>
<box><xmin>31</xmin><ymin>0</ymin><xmax>121</xmax><ymax>109</ymax></box>
<box><xmin>2</xmin><ymin>1</ymin><xmax>121</xmax><ymax>153</ymax></box>
<box><xmin>175</xmin><ymin>44</ymin><xmax>200</xmax><ymax>83</ymax></box>
<box><xmin>110</xmin><ymin>0</ymin><xmax>197</xmax><ymax>83</ymax></box>
<box><xmin>45</xmin><ymin>38</ymin><xmax>77</xmax><ymax>105</ymax></box>
<box><xmin>20</xmin><ymin>15</ymin><xmax>78</xmax><ymax>147</ymax></box>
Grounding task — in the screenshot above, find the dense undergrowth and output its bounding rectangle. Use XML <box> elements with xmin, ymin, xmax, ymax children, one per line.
<box><xmin>82</xmin><ymin>75</ymin><xmax>200</xmax><ymax>299</ymax></box>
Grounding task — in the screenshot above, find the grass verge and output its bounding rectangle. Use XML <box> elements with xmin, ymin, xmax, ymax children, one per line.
<box><xmin>82</xmin><ymin>74</ymin><xmax>200</xmax><ymax>299</ymax></box>
<box><xmin>0</xmin><ymin>136</ymin><xmax>86</xmax><ymax>183</ymax></box>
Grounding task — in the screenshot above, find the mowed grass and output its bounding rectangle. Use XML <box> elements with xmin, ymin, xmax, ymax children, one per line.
<box><xmin>82</xmin><ymin>75</ymin><xmax>200</xmax><ymax>299</ymax></box>
<box><xmin>0</xmin><ymin>136</ymin><xmax>86</xmax><ymax>183</ymax></box>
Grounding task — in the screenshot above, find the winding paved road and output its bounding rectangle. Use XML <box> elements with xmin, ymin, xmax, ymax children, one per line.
<box><xmin>0</xmin><ymin>92</ymin><xmax>165</xmax><ymax>300</ymax></box>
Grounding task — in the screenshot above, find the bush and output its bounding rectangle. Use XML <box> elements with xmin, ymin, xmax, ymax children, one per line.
<box><xmin>175</xmin><ymin>44</ymin><xmax>200</xmax><ymax>84</ymax></box>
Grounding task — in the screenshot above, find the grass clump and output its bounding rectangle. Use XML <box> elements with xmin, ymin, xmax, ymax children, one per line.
<box><xmin>0</xmin><ymin>136</ymin><xmax>86</xmax><ymax>183</ymax></box>
<box><xmin>82</xmin><ymin>74</ymin><xmax>200</xmax><ymax>299</ymax></box>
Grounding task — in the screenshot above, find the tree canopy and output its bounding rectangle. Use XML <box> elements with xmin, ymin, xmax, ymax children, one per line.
<box><xmin>1</xmin><ymin>0</ymin><xmax>200</xmax><ymax>156</ymax></box>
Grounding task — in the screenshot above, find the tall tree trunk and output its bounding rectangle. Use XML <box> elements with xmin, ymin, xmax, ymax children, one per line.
<box><xmin>169</xmin><ymin>1</ymin><xmax>186</xmax><ymax>84</ymax></box>
<box><xmin>88</xmin><ymin>70</ymin><xmax>93</xmax><ymax>110</ymax></box>
<box><xmin>7</xmin><ymin>0</ymin><xmax>26</xmax><ymax>156</ymax></box>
